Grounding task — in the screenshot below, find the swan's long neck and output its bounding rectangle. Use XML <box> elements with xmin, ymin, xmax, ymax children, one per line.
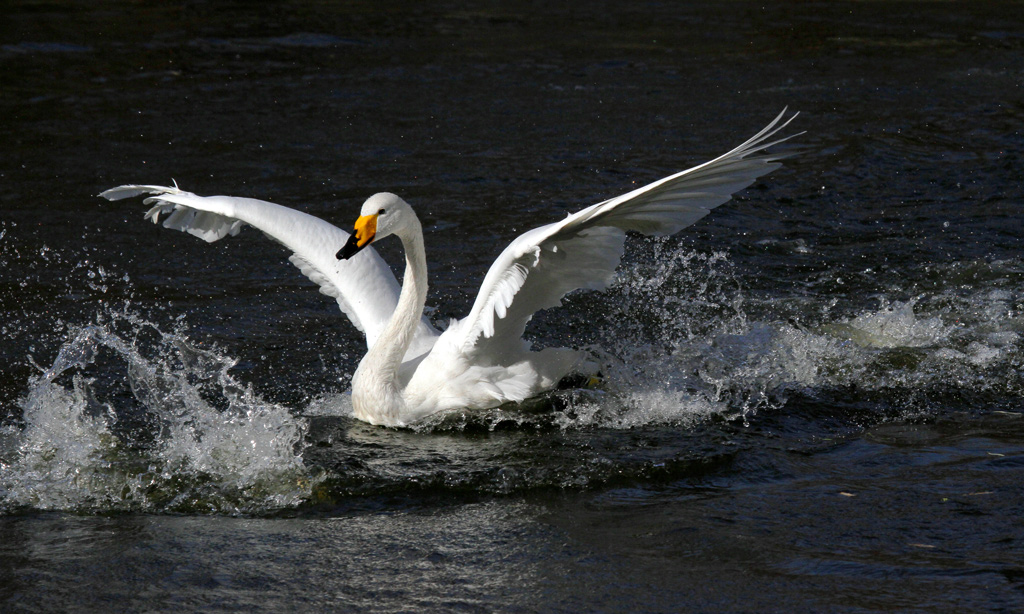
<box><xmin>351</xmin><ymin>220</ymin><xmax>428</xmax><ymax>425</ymax></box>
<box><xmin>376</xmin><ymin>225</ymin><xmax>428</xmax><ymax>373</ymax></box>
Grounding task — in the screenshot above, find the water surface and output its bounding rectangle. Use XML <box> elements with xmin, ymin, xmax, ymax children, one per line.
<box><xmin>2</xmin><ymin>2</ymin><xmax>1023</xmax><ymax>612</ymax></box>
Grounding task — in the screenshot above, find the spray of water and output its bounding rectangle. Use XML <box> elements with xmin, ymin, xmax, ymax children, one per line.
<box><xmin>0</xmin><ymin>311</ymin><xmax>323</xmax><ymax>515</ymax></box>
<box><xmin>544</xmin><ymin>242</ymin><xmax>1024</xmax><ymax>430</ymax></box>
<box><xmin>4</xmin><ymin>232</ymin><xmax>1023</xmax><ymax>511</ymax></box>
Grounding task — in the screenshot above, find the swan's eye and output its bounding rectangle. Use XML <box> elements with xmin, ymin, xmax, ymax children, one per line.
<box><xmin>378</xmin><ymin>208</ymin><xmax>386</xmax><ymax>215</ymax></box>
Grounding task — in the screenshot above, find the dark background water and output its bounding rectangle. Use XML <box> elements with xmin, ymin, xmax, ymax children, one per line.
<box><xmin>2</xmin><ymin>1</ymin><xmax>1024</xmax><ymax>612</ymax></box>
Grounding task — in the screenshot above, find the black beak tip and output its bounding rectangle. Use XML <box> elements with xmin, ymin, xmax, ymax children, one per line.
<box><xmin>337</xmin><ymin>234</ymin><xmax>362</xmax><ymax>260</ymax></box>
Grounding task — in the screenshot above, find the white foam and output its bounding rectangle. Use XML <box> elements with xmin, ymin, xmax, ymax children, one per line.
<box><xmin>303</xmin><ymin>392</ymin><xmax>355</xmax><ymax>417</ymax></box>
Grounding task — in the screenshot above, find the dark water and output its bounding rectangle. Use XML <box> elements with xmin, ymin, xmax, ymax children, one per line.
<box><xmin>3</xmin><ymin>1</ymin><xmax>1024</xmax><ymax>612</ymax></box>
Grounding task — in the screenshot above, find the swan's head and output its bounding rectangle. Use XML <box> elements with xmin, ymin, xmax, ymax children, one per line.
<box><xmin>337</xmin><ymin>192</ymin><xmax>415</xmax><ymax>260</ymax></box>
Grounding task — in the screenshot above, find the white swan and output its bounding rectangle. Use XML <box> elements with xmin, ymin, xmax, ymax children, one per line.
<box><xmin>101</xmin><ymin>110</ymin><xmax>798</xmax><ymax>426</ymax></box>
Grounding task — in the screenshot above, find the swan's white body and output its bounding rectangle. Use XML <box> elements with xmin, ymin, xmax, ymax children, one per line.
<box><xmin>102</xmin><ymin>110</ymin><xmax>798</xmax><ymax>426</ymax></box>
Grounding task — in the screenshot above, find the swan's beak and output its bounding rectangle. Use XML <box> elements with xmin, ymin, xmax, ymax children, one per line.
<box><xmin>337</xmin><ymin>213</ymin><xmax>378</xmax><ymax>260</ymax></box>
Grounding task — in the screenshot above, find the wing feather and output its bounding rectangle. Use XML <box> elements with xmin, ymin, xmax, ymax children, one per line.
<box><xmin>101</xmin><ymin>184</ymin><xmax>439</xmax><ymax>356</ymax></box>
<box><xmin>443</xmin><ymin>109</ymin><xmax>800</xmax><ymax>360</ymax></box>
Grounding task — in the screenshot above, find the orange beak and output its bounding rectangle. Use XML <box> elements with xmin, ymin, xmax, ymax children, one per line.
<box><xmin>337</xmin><ymin>213</ymin><xmax>378</xmax><ymax>260</ymax></box>
<box><xmin>353</xmin><ymin>214</ymin><xmax>378</xmax><ymax>248</ymax></box>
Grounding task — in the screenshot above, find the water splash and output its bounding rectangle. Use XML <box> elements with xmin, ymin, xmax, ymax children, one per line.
<box><xmin>0</xmin><ymin>312</ymin><xmax>322</xmax><ymax>515</ymax></box>
<box><xmin>545</xmin><ymin>245</ymin><xmax>1024</xmax><ymax>429</ymax></box>
<box><xmin>4</xmin><ymin>241</ymin><xmax>1024</xmax><ymax>510</ymax></box>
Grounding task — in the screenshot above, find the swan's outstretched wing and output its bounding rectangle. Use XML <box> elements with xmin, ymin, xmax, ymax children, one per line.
<box><xmin>445</xmin><ymin>109</ymin><xmax>800</xmax><ymax>359</ymax></box>
<box><xmin>99</xmin><ymin>185</ymin><xmax>439</xmax><ymax>355</ymax></box>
